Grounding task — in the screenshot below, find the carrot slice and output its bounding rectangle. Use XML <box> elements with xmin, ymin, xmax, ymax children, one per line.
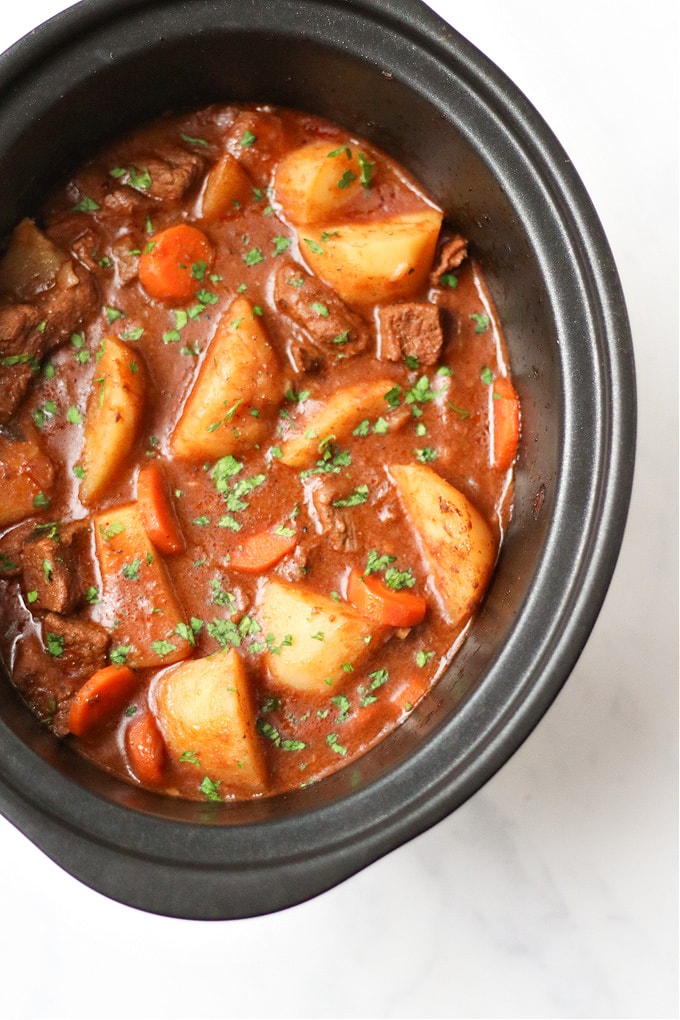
<box><xmin>126</xmin><ymin>709</ymin><xmax>166</xmax><ymax>785</ymax></box>
<box><xmin>346</xmin><ymin>568</ymin><xmax>427</xmax><ymax>628</ymax></box>
<box><xmin>228</xmin><ymin>529</ymin><xmax>298</xmax><ymax>574</ymax></box>
<box><xmin>491</xmin><ymin>376</ymin><xmax>520</xmax><ymax>471</ymax></box>
<box><xmin>138</xmin><ymin>224</ymin><xmax>212</xmax><ymax>303</ymax></box>
<box><xmin>68</xmin><ymin>664</ymin><xmax>138</xmax><ymax>737</ymax></box>
<box><xmin>136</xmin><ymin>462</ymin><xmax>186</xmax><ymax>555</ymax></box>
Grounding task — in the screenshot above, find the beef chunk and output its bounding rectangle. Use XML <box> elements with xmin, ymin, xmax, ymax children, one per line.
<box><xmin>37</xmin><ymin>260</ymin><xmax>98</xmax><ymax>348</ymax></box>
<box><xmin>70</xmin><ymin>229</ymin><xmax>102</xmax><ymax>274</ymax></box>
<box><xmin>103</xmin><ymin>147</ymin><xmax>203</xmax><ymax>209</ymax></box>
<box><xmin>307</xmin><ymin>477</ymin><xmax>360</xmax><ymax>553</ymax></box>
<box><xmin>143</xmin><ymin>147</ymin><xmax>203</xmax><ymax>203</ymax></box>
<box><xmin>0</xmin><ymin>303</ymin><xmax>43</xmax><ymax>357</ymax></box>
<box><xmin>42</xmin><ymin>613</ymin><xmax>109</xmax><ymax>676</ymax></box>
<box><xmin>429</xmin><ymin>234</ymin><xmax>468</xmax><ymax>284</ymax></box>
<box><xmin>0</xmin><ymin>361</ymin><xmax>36</xmax><ymax>426</ymax></box>
<box><xmin>101</xmin><ymin>188</ymin><xmax>147</xmax><ymax>217</ymax></box>
<box><xmin>274</xmin><ymin>262</ymin><xmax>370</xmax><ymax>364</ymax></box>
<box><xmin>225</xmin><ymin>110</ymin><xmax>295</xmax><ymax>185</ymax></box>
<box><xmin>378</xmin><ymin>302</ymin><xmax>443</xmax><ymax>366</ymax></box>
<box><xmin>0</xmin><ymin>522</ymin><xmax>34</xmax><ymax>577</ymax></box>
<box><xmin>0</xmin><ymin>222</ymin><xmax>98</xmax><ymax>423</ymax></box>
<box><xmin>0</xmin><ymin>304</ymin><xmax>45</xmax><ymax>423</ymax></box>
<box><xmin>12</xmin><ymin>614</ymin><xmax>109</xmax><ymax>735</ymax></box>
<box><xmin>20</xmin><ymin>528</ymin><xmax>86</xmax><ymax>614</ymax></box>
<box><xmin>110</xmin><ymin>234</ymin><xmax>141</xmax><ymax>285</ymax></box>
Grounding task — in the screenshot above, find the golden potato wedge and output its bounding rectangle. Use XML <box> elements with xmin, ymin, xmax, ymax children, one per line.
<box><xmin>274</xmin><ymin>139</ymin><xmax>365</xmax><ymax>224</ymax></box>
<box><xmin>79</xmin><ymin>336</ymin><xmax>146</xmax><ymax>506</ymax></box>
<box><xmin>93</xmin><ymin>502</ymin><xmax>193</xmax><ymax>669</ymax></box>
<box><xmin>257</xmin><ymin>578</ymin><xmax>382</xmax><ymax>694</ymax></box>
<box><xmin>154</xmin><ymin>647</ymin><xmax>267</xmax><ymax>793</ymax></box>
<box><xmin>298</xmin><ymin>209</ymin><xmax>442</xmax><ymax>306</ymax></box>
<box><xmin>170</xmin><ymin>297</ymin><xmax>282</xmax><ymax>462</ymax></box>
<box><xmin>279</xmin><ymin>377</ymin><xmax>400</xmax><ymax>468</ymax></box>
<box><xmin>0</xmin><ymin>218</ymin><xmax>67</xmax><ymax>300</ymax></box>
<box><xmin>390</xmin><ymin>463</ymin><xmax>497</xmax><ymax>628</ymax></box>
<box><xmin>0</xmin><ymin>430</ymin><xmax>54</xmax><ymax>528</ymax></box>
<box><xmin>202</xmin><ymin>152</ymin><xmax>253</xmax><ymax>220</ymax></box>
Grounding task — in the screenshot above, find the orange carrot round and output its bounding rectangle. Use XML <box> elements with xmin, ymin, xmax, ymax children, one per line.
<box><xmin>67</xmin><ymin>664</ymin><xmax>138</xmax><ymax>737</ymax></box>
<box><xmin>491</xmin><ymin>376</ymin><xmax>520</xmax><ymax>472</ymax></box>
<box><xmin>125</xmin><ymin>709</ymin><xmax>166</xmax><ymax>785</ymax></box>
<box><xmin>136</xmin><ymin>461</ymin><xmax>186</xmax><ymax>555</ymax></box>
<box><xmin>346</xmin><ymin>568</ymin><xmax>427</xmax><ymax>628</ymax></box>
<box><xmin>138</xmin><ymin>223</ymin><xmax>212</xmax><ymax>303</ymax></box>
<box><xmin>228</xmin><ymin>528</ymin><xmax>298</xmax><ymax>574</ymax></box>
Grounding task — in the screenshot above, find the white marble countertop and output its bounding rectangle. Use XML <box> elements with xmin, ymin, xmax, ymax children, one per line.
<box><xmin>0</xmin><ymin>2</ymin><xmax>676</xmax><ymax>1017</ymax></box>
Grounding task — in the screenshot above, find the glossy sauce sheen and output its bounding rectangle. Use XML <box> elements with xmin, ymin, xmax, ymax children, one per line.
<box><xmin>0</xmin><ymin>104</ymin><xmax>517</xmax><ymax>800</ymax></box>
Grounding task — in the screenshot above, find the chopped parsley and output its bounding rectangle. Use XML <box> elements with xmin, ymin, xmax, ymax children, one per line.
<box><xmin>326</xmin><ymin>732</ymin><xmax>347</xmax><ymax>756</ymax></box>
<box><xmin>273</xmin><ymin>236</ymin><xmax>291</xmax><ymax>256</ymax></box>
<box><xmin>303</xmin><ymin>237</ymin><xmax>324</xmax><ymax>255</ymax></box>
<box><xmin>45</xmin><ymin>632</ymin><xmax>64</xmax><ymax>656</ymax></box>
<box><xmin>72</xmin><ymin>196</ymin><xmax>100</xmax><ymax>213</ymax></box>
<box><xmin>300</xmin><ymin>440</ymin><xmax>351</xmax><ymax>479</ymax></box>
<box><xmin>358</xmin><ymin>152</ymin><xmax>374</xmax><ymax>188</ymax></box>
<box><xmin>200</xmin><ymin>776</ymin><xmax>222</xmax><ymax>801</ymax></box>
<box><xmin>243</xmin><ymin>247</ymin><xmax>264</xmax><ymax>266</ymax></box>
<box><xmin>332</xmin><ymin>484</ymin><xmax>369</xmax><ymax>508</ymax></box>
<box><xmin>470</xmin><ymin>313</ymin><xmax>490</xmax><ymax>333</ymax></box>
<box><xmin>121</xmin><ymin>558</ymin><xmax>142</xmax><ymax>581</ymax></box>
<box><xmin>151</xmin><ymin>639</ymin><xmax>177</xmax><ymax>658</ymax></box>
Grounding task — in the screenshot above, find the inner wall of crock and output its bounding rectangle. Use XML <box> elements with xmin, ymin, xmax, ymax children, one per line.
<box><xmin>0</xmin><ymin>12</ymin><xmax>559</xmax><ymax>822</ymax></box>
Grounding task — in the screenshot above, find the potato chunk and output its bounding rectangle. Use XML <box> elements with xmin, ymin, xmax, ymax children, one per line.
<box><xmin>202</xmin><ymin>153</ymin><xmax>253</xmax><ymax>220</ymax></box>
<box><xmin>279</xmin><ymin>377</ymin><xmax>400</xmax><ymax>468</ymax></box>
<box><xmin>298</xmin><ymin>209</ymin><xmax>442</xmax><ymax>306</ymax></box>
<box><xmin>154</xmin><ymin>648</ymin><xmax>267</xmax><ymax>793</ymax></box>
<box><xmin>0</xmin><ymin>429</ymin><xmax>54</xmax><ymax>528</ymax></box>
<box><xmin>93</xmin><ymin>503</ymin><xmax>193</xmax><ymax>669</ymax></box>
<box><xmin>0</xmin><ymin>218</ymin><xmax>67</xmax><ymax>300</ymax></box>
<box><xmin>390</xmin><ymin>464</ymin><xmax>497</xmax><ymax>628</ymax></box>
<box><xmin>170</xmin><ymin>297</ymin><xmax>282</xmax><ymax>462</ymax></box>
<box><xmin>274</xmin><ymin>139</ymin><xmax>365</xmax><ymax>224</ymax></box>
<box><xmin>257</xmin><ymin>579</ymin><xmax>382</xmax><ymax>694</ymax></box>
<box><xmin>79</xmin><ymin>336</ymin><xmax>146</xmax><ymax>506</ymax></box>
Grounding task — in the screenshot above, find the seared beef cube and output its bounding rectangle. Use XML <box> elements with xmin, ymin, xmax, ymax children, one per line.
<box><xmin>142</xmin><ymin>148</ymin><xmax>203</xmax><ymax>203</ymax></box>
<box><xmin>0</xmin><ymin>522</ymin><xmax>35</xmax><ymax>577</ymax></box>
<box><xmin>101</xmin><ymin>188</ymin><xmax>147</xmax><ymax>217</ymax></box>
<box><xmin>21</xmin><ymin>533</ymin><xmax>82</xmax><ymax>614</ymax></box>
<box><xmin>38</xmin><ymin>260</ymin><xmax>98</xmax><ymax>348</ymax></box>
<box><xmin>429</xmin><ymin>234</ymin><xmax>468</xmax><ymax>284</ymax></box>
<box><xmin>378</xmin><ymin>302</ymin><xmax>443</xmax><ymax>366</ymax></box>
<box><xmin>104</xmin><ymin>148</ymin><xmax>203</xmax><ymax>209</ymax></box>
<box><xmin>0</xmin><ymin>303</ymin><xmax>45</xmax><ymax>424</ymax></box>
<box><xmin>0</xmin><ymin>303</ymin><xmax>43</xmax><ymax>357</ymax></box>
<box><xmin>0</xmin><ymin>361</ymin><xmax>35</xmax><ymax>426</ymax></box>
<box><xmin>70</xmin><ymin>229</ymin><xmax>103</xmax><ymax>274</ymax></box>
<box><xmin>12</xmin><ymin>615</ymin><xmax>109</xmax><ymax>736</ymax></box>
<box><xmin>0</xmin><ymin>261</ymin><xmax>98</xmax><ymax>423</ymax></box>
<box><xmin>110</xmin><ymin>234</ymin><xmax>141</xmax><ymax>285</ymax></box>
<box><xmin>225</xmin><ymin>110</ymin><xmax>294</xmax><ymax>185</ymax></box>
<box><xmin>41</xmin><ymin>613</ymin><xmax>109</xmax><ymax>679</ymax></box>
<box><xmin>274</xmin><ymin>262</ymin><xmax>369</xmax><ymax>360</ymax></box>
<box><xmin>307</xmin><ymin>477</ymin><xmax>360</xmax><ymax>553</ymax></box>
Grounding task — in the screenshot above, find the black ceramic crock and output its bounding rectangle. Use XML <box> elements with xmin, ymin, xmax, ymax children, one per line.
<box><xmin>0</xmin><ymin>0</ymin><xmax>635</xmax><ymax>919</ymax></box>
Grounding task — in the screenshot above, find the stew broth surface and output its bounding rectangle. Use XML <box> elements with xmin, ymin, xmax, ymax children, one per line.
<box><xmin>0</xmin><ymin>104</ymin><xmax>518</xmax><ymax>800</ymax></box>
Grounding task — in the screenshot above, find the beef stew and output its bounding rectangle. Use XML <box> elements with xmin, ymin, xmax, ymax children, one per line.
<box><xmin>0</xmin><ymin>104</ymin><xmax>519</xmax><ymax>801</ymax></box>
